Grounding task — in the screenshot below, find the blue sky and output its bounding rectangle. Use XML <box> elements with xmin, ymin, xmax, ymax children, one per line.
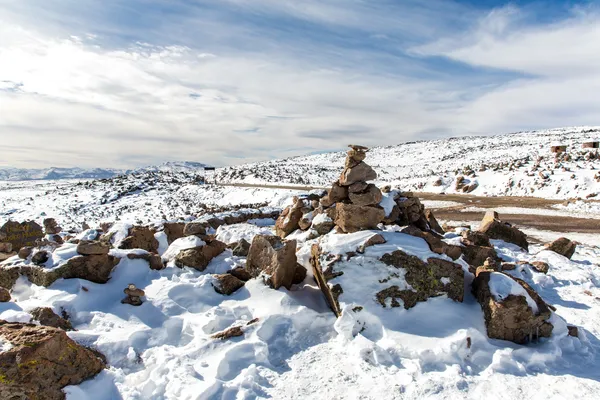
<box><xmin>0</xmin><ymin>0</ymin><xmax>599</xmax><ymax>168</ymax></box>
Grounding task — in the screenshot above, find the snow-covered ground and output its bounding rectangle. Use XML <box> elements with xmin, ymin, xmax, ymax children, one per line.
<box><xmin>1</xmin><ymin>223</ymin><xmax>599</xmax><ymax>399</ymax></box>
<box><xmin>216</xmin><ymin>127</ymin><xmax>600</xmax><ymax>199</ymax></box>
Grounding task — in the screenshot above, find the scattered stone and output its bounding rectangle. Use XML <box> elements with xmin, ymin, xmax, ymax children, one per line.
<box><xmin>567</xmin><ymin>325</ymin><xmax>579</xmax><ymax>337</ymax></box>
<box><xmin>43</xmin><ymin>218</ymin><xmax>62</xmax><ymax>235</ymax></box>
<box><xmin>127</xmin><ymin>252</ymin><xmax>165</xmax><ymax>270</ymax></box>
<box><xmin>472</xmin><ymin>271</ymin><xmax>553</xmax><ymax>344</ymax></box>
<box><xmin>478</xmin><ymin>211</ymin><xmax>529</xmax><ymax>250</ymax></box>
<box><xmin>0</xmin><ymin>252</ymin><xmax>16</xmax><ymax>262</ymax></box>
<box><xmin>82</xmin><ymin>222</ymin><xmax>91</xmax><ymax>231</ymax></box>
<box><xmin>232</xmin><ymin>238</ymin><xmax>251</xmax><ymax>257</ymax></box>
<box><xmin>358</xmin><ymin>233</ymin><xmax>386</xmax><ymax>253</ymax></box>
<box><xmin>174</xmin><ymin>239</ymin><xmax>226</xmax><ymax>271</ymax></box>
<box><xmin>31</xmin><ymin>250</ymin><xmax>49</xmax><ymax>265</ymax></box>
<box><xmin>228</xmin><ymin>266</ymin><xmax>252</xmax><ymax>282</ymax></box>
<box><xmin>99</xmin><ymin>222</ymin><xmax>113</xmax><ymax>233</ymax></box>
<box><xmin>246</xmin><ymin>235</ymin><xmax>298</xmax><ymax>290</ymax></box>
<box><xmin>77</xmin><ymin>240</ymin><xmax>110</xmax><ymax>255</ymax></box>
<box><xmin>211</xmin><ymin>326</ymin><xmax>244</xmax><ymax>340</ymax></box>
<box><xmin>401</xmin><ymin>226</ymin><xmax>462</xmax><ymax>261</ymax></box>
<box><xmin>121</xmin><ymin>284</ymin><xmax>145</xmax><ymax>306</ymax></box>
<box><xmin>30</xmin><ymin>307</ymin><xmax>73</xmax><ymax>331</ymax></box>
<box><xmin>501</xmin><ymin>263</ymin><xmax>517</xmax><ymax>271</ymax></box>
<box><xmin>0</xmin><ymin>321</ymin><xmax>105</xmax><ymax>400</ymax></box>
<box><xmin>530</xmin><ymin>261</ymin><xmax>550</xmax><ymax>274</ymax></box>
<box><xmin>462</xmin><ymin>245</ymin><xmax>500</xmax><ymax>270</ymax></box>
<box><xmin>334</xmin><ymin>203</ymin><xmax>385</xmax><ymax>233</ymax></box>
<box><xmin>544</xmin><ymin>237</ymin><xmax>577</xmax><ymax>259</ymax></box>
<box><xmin>312</xmin><ymin>213</ymin><xmax>335</xmax><ymax>236</ymax></box>
<box><xmin>212</xmin><ymin>274</ymin><xmax>245</xmax><ymax>295</ymax></box>
<box><xmin>0</xmin><ymin>287</ymin><xmax>10</xmax><ymax>302</ymax></box>
<box><xmin>163</xmin><ymin>222</ymin><xmax>186</xmax><ymax>244</ymax></box>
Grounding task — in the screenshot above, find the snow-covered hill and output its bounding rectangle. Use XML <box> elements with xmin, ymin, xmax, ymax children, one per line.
<box><xmin>0</xmin><ymin>161</ymin><xmax>210</xmax><ymax>182</ymax></box>
<box><xmin>216</xmin><ymin>127</ymin><xmax>600</xmax><ymax>199</ymax></box>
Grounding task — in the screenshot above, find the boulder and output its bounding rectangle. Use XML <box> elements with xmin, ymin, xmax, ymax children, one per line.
<box><xmin>174</xmin><ymin>240</ymin><xmax>227</xmax><ymax>271</ymax></box>
<box><xmin>212</xmin><ymin>274</ymin><xmax>245</xmax><ymax>295</ymax></box>
<box><xmin>530</xmin><ymin>261</ymin><xmax>550</xmax><ymax>274</ymax></box>
<box><xmin>339</xmin><ymin>162</ymin><xmax>377</xmax><ymax>186</ymax></box>
<box><xmin>0</xmin><ymin>220</ymin><xmax>44</xmax><ymax>252</ymax></box>
<box><xmin>0</xmin><ymin>287</ymin><xmax>10</xmax><ymax>302</ymax></box>
<box><xmin>232</xmin><ymin>238</ymin><xmax>251</xmax><ymax>257</ymax></box>
<box><xmin>311</xmin><ymin>213</ymin><xmax>335</xmax><ymax>236</ymax></box>
<box><xmin>424</xmin><ymin>210</ymin><xmax>444</xmax><ymax>235</ymax></box>
<box><xmin>298</xmin><ymin>212</ymin><xmax>314</xmax><ymax>231</ymax></box>
<box><xmin>30</xmin><ymin>307</ymin><xmax>73</xmax><ymax>331</ymax></box>
<box><xmin>334</xmin><ymin>203</ymin><xmax>385</xmax><ymax>233</ymax></box>
<box><xmin>401</xmin><ymin>226</ymin><xmax>462</xmax><ymax>261</ymax></box>
<box><xmin>472</xmin><ymin>271</ymin><xmax>553</xmax><ymax>344</ymax></box>
<box><xmin>544</xmin><ymin>237</ymin><xmax>576</xmax><ymax>259</ymax></box>
<box><xmin>246</xmin><ymin>235</ymin><xmax>298</xmax><ymax>290</ymax></box>
<box><xmin>118</xmin><ymin>226</ymin><xmax>159</xmax><ymax>253</ymax></box>
<box><xmin>321</xmin><ymin>182</ymin><xmax>349</xmax><ymax>207</ymax></box>
<box><xmin>275</xmin><ymin>198</ymin><xmax>306</xmax><ymax>238</ymax></box>
<box><xmin>461</xmin><ymin>230</ymin><xmax>492</xmax><ymax>247</ymax></box>
<box><xmin>478</xmin><ymin>211</ymin><xmax>529</xmax><ymax>250</ymax></box>
<box><xmin>0</xmin><ymin>243</ymin><xmax>12</xmax><ymax>253</ymax></box>
<box><xmin>31</xmin><ymin>250</ymin><xmax>49</xmax><ymax>265</ymax></box>
<box><xmin>348</xmin><ymin>181</ymin><xmax>368</xmax><ymax>194</ymax></box>
<box><xmin>76</xmin><ymin>240</ymin><xmax>110</xmax><ymax>255</ymax></box>
<box><xmin>43</xmin><ymin>218</ymin><xmax>61</xmax><ymax>235</ymax></box>
<box><xmin>0</xmin><ymin>321</ymin><xmax>105</xmax><ymax>400</ymax></box>
<box><xmin>228</xmin><ymin>266</ymin><xmax>252</xmax><ymax>282</ymax></box>
<box><xmin>348</xmin><ymin>184</ymin><xmax>383</xmax><ymax>206</ymax></box>
<box><xmin>293</xmin><ymin>264</ymin><xmax>307</xmax><ymax>284</ymax></box>
<box><xmin>182</xmin><ymin>222</ymin><xmax>207</xmax><ymax>237</ymax></box>
<box><xmin>127</xmin><ymin>252</ymin><xmax>165</xmax><ymax>270</ymax></box>
<box><xmin>163</xmin><ymin>222</ymin><xmax>185</xmax><ymax>244</ymax></box>
<box><xmin>378</xmin><ymin>250</ymin><xmax>464</xmax><ymax>309</ymax></box>
<box><xmin>18</xmin><ymin>246</ymin><xmax>32</xmax><ymax>259</ymax></box>
<box><xmin>461</xmin><ymin>245</ymin><xmax>500</xmax><ymax>270</ymax></box>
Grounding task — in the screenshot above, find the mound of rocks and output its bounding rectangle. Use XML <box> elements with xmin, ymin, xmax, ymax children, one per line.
<box><xmin>0</xmin><ymin>320</ymin><xmax>105</xmax><ymax>400</ymax></box>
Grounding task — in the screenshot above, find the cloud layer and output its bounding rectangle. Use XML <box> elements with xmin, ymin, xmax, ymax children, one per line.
<box><xmin>0</xmin><ymin>0</ymin><xmax>599</xmax><ymax>168</ymax></box>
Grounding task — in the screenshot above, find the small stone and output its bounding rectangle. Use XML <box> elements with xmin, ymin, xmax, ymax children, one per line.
<box><xmin>567</xmin><ymin>325</ymin><xmax>579</xmax><ymax>337</ymax></box>
<box><xmin>31</xmin><ymin>250</ymin><xmax>49</xmax><ymax>265</ymax></box>
<box><xmin>211</xmin><ymin>326</ymin><xmax>244</xmax><ymax>340</ymax></box>
<box><xmin>77</xmin><ymin>240</ymin><xmax>110</xmax><ymax>255</ymax></box>
<box><xmin>530</xmin><ymin>261</ymin><xmax>550</xmax><ymax>274</ymax></box>
<box><xmin>213</xmin><ymin>274</ymin><xmax>245</xmax><ymax>295</ymax></box>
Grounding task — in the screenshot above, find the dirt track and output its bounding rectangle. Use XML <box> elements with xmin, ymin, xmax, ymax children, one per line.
<box><xmin>218</xmin><ymin>183</ymin><xmax>600</xmax><ymax>235</ymax></box>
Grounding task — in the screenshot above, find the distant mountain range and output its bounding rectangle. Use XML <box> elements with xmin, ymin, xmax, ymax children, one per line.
<box><xmin>0</xmin><ymin>161</ymin><xmax>209</xmax><ymax>181</ymax></box>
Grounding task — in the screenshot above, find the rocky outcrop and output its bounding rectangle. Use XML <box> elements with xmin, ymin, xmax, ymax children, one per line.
<box><xmin>212</xmin><ymin>274</ymin><xmax>245</xmax><ymax>295</ymax></box>
<box><xmin>30</xmin><ymin>307</ymin><xmax>73</xmax><ymax>331</ymax></box>
<box><xmin>246</xmin><ymin>235</ymin><xmax>301</xmax><ymax>290</ymax></box>
<box><xmin>174</xmin><ymin>239</ymin><xmax>226</xmax><ymax>271</ymax></box>
<box><xmin>472</xmin><ymin>270</ymin><xmax>553</xmax><ymax>344</ymax></box>
<box><xmin>478</xmin><ymin>211</ymin><xmax>529</xmax><ymax>250</ymax></box>
<box><xmin>544</xmin><ymin>237</ymin><xmax>577</xmax><ymax>259</ymax></box>
<box><xmin>118</xmin><ymin>226</ymin><xmax>159</xmax><ymax>253</ymax></box>
<box><xmin>0</xmin><ymin>321</ymin><xmax>105</xmax><ymax>400</ymax></box>
<box><xmin>0</xmin><ymin>254</ymin><xmax>120</xmax><ymax>289</ymax></box>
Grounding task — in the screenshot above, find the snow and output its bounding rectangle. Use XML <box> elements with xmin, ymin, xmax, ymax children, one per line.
<box><xmin>488</xmin><ymin>272</ymin><xmax>539</xmax><ymax>313</ymax></box>
<box><xmin>161</xmin><ymin>236</ymin><xmax>205</xmax><ymax>261</ymax></box>
<box><xmin>215</xmin><ymin>223</ymin><xmax>274</xmax><ymax>244</ymax></box>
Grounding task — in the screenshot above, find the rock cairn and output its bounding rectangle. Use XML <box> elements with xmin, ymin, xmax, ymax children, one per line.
<box><xmin>122</xmin><ymin>284</ymin><xmax>145</xmax><ymax>306</ymax></box>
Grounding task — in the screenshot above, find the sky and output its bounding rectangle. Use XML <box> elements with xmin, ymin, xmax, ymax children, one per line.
<box><xmin>0</xmin><ymin>0</ymin><xmax>599</xmax><ymax>169</ymax></box>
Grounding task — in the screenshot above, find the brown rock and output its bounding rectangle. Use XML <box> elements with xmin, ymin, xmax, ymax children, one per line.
<box><xmin>211</xmin><ymin>326</ymin><xmax>244</xmax><ymax>340</ymax></box>
<box><xmin>334</xmin><ymin>203</ymin><xmax>385</xmax><ymax>233</ymax></box>
<box><xmin>461</xmin><ymin>230</ymin><xmax>492</xmax><ymax>247</ymax></box>
<box><xmin>348</xmin><ymin>183</ymin><xmax>383</xmax><ymax>206</ymax></box>
<box><xmin>30</xmin><ymin>307</ymin><xmax>73</xmax><ymax>331</ymax></box>
<box><xmin>309</xmin><ymin>244</ymin><xmax>342</xmax><ymax>317</ymax></box>
<box><xmin>0</xmin><ymin>243</ymin><xmax>12</xmax><ymax>253</ymax></box>
<box><xmin>213</xmin><ymin>274</ymin><xmax>245</xmax><ymax>295</ymax></box>
<box><xmin>472</xmin><ymin>271</ymin><xmax>553</xmax><ymax>344</ymax></box>
<box><xmin>293</xmin><ymin>264</ymin><xmax>307</xmax><ymax>285</ymax></box>
<box><xmin>174</xmin><ymin>240</ymin><xmax>227</xmax><ymax>271</ymax></box>
<box><xmin>424</xmin><ymin>210</ymin><xmax>444</xmax><ymax>235</ymax></box>
<box><xmin>119</xmin><ymin>226</ymin><xmax>159</xmax><ymax>253</ymax></box>
<box><xmin>232</xmin><ymin>238</ymin><xmax>251</xmax><ymax>257</ymax></box>
<box><xmin>0</xmin><ymin>220</ymin><xmax>44</xmax><ymax>252</ymax></box>
<box><xmin>43</xmin><ymin>218</ymin><xmax>62</xmax><ymax>235</ymax></box>
<box><xmin>339</xmin><ymin>162</ymin><xmax>377</xmax><ymax>186</ymax></box>
<box><xmin>0</xmin><ymin>287</ymin><xmax>10</xmax><ymax>302</ymax></box>
<box><xmin>0</xmin><ymin>321</ymin><xmax>105</xmax><ymax>400</ymax></box>
<box><xmin>530</xmin><ymin>261</ymin><xmax>550</xmax><ymax>274</ymax></box>
<box><xmin>18</xmin><ymin>246</ymin><xmax>33</xmax><ymax>259</ymax></box>
<box><xmin>567</xmin><ymin>325</ymin><xmax>579</xmax><ymax>337</ymax></box>
<box><xmin>246</xmin><ymin>235</ymin><xmax>298</xmax><ymax>290</ymax></box>
<box><xmin>321</xmin><ymin>182</ymin><xmax>349</xmax><ymax>207</ymax></box>
<box><xmin>401</xmin><ymin>226</ymin><xmax>462</xmax><ymax>261</ymax></box>
<box><xmin>182</xmin><ymin>222</ymin><xmax>207</xmax><ymax>237</ymax></box>
<box><xmin>462</xmin><ymin>244</ymin><xmax>500</xmax><ymax>269</ymax></box>
<box><xmin>127</xmin><ymin>252</ymin><xmax>165</xmax><ymax>270</ymax></box>
<box><xmin>163</xmin><ymin>222</ymin><xmax>185</xmax><ymax>244</ymax></box>
<box><xmin>31</xmin><ymin>250</ymin><xmax>49</xmax><ymax>265</ymax></box>
<box><xmin>348</xmin><ymin>181</ymin><xmax>368</xmax><ymax>193</ymax></box>
<box><xmin>77</xmin><ymin>240</ymin><xmax>110</xmax><ymax>255</ymax></box>
<box><xmin>298</xmin><ymin>212</ymin><xmax>314</xmax><ymax>231</ymax></box>
<box><xmin>478</xmin><ymin>212</ymin><xmax>529</xmax><ymax>250</ymax></box>
<box><xmin>228</xmin><ymin>266</ymin><xmax>252</xmax><ymax>282</ymax></box>
<box><xmin>544</xmin><ymin>237</ymin><xmax>576</xmax><ymax>259</ymax></box>
<box><xmin>501</xmin><ymin>263</ymin><xmax>517</xmax><ymax>271</ymax></box>
<box><xmin>275</xmin><ymin>199</ymin><xmax>306</xmax><ymax>238</ymax></box>
<box><xmin>0</xmin><ymin>252</ymin><xmax>16</xmax><ymax>262</ymax></box>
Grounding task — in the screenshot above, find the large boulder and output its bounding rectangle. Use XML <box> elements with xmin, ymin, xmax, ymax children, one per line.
<box><xmin>339</xmin><ymin>162</ymin><xmax>377</xmax><ymax>186</ymax></box>
<box><xmin>478</xmin><ymin>211</ymin><xmax>529</xmax><ymax>250</ymax></box>
<box><xmin>544</xmin><ymin>237</ymin><xmax>576</xmax><ymax>259</ymax></box>
<box><xmin>334</xmin><ymin>203</ymin><xmax>385</xmax><ymax>233</ymax></box>
<box><xmin>0</xmin><ymin>254</ymin><xmax>120</xmax><ymax>289</ymax></box>
<box><xmin>0</xmin><ymin>220</ymin><xmax>44</xmax><ymax>252</ymax></box>
<box><xmin>0</xmin><ymin>321</ymin><xmax>105</xmax><ymax>400</ymax></box>
<box><xmin>246</xmin><ymin>235</ymin><xmax>299</xmax><ymax>290</ymax></box>
<box><xmin>348</xmin><ymin>183</ymin><xmax>382</xmax><ymax>206</ymax></box>
<box><xmin>174</xmin><ymin>239</ymin><xmax>226</xmax><ymax>271</ymax></box>
<box><xmin>472</xmin><ymin>271</ymin><xmax>553</xmax><ymax>344</ymax></box>
<box><xmin>118</xmin><ymin>226</ymin><xmax>159</xmax><ymax>253</ymax></box>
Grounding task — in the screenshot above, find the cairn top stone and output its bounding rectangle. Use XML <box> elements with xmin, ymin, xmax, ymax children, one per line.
<box><xmin>348</xmin><ymin>144</ymin><xmax>369</xmax><ymax>152</ymax></box>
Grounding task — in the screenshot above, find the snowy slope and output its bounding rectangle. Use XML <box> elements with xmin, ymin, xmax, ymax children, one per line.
<box><xmin>216</xmin><ymin>127</ymin><xmax>600</xmax><ymax>199</ymax></box>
